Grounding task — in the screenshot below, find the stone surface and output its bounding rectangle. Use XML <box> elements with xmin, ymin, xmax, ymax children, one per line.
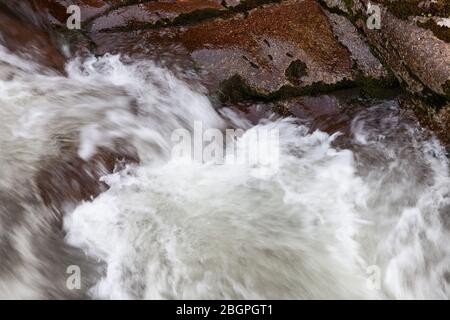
<box><xmin>182</xmin><ymin>0</ymin><xmax>389</xmax><ymax>97</ymax></box>
<box><xmin>3</xmin><ymin>0</ymin><xmax>389</xmax><ymax>99</ymax></box>
<box><xmin>37</xmin><ymin>143</ymin><xmax>139</xmax><ymax>211</ymax></box>
<box><xmin>322</xmin><ymin>0</ymin><xmax>450</xmax><ymax>99</ymax></box>
<box><xmin>321</xmin><ymin>0</ymin><xmax>349</xmax><ymax>13</ymax></box>
<box><xmin>176</xmin><ymin>0</ymin><xmax>357</xmax><ymax>96</ymax></box>
<box><xmin>0</xmin><ymin>8</ymin><xmax>66</xmax><ymax>72</ymax></box>
<box><xmin>1</xmin><ymin>0</ymin><xmax>117</xmax><ymax>28</ymax></box>
<box><xmin>400</xmin><ymin>97</ymin><xmax>450</xmax><ymax>147</ymax></box>
<box><xmin>89</xmin><ymin>0</ymin><xmax>225</xmax><ymax>32</ymax></box>
<box><xmin>325</xmin><ymin>10</ymin><xmax>387</xmax><ymax>80</ymax></box>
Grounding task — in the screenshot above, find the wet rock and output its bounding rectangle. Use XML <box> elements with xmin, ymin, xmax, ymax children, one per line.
<box><xmin>273</xmin><ymin>93</ymin><xmax>356</xmax><ymax>136</ymax></box>
<box><xmin>363</xmin><ymin>4</ymin><xmax>450</xmax><ymax>98</ymax></box>
<box><xmin>176</xmin><ymin>0</ymin><xmax>384</xmax><ymax>98</ymax></box>
<box><xmin>323</xmin><ymin>0</ymin><xmax>350</xmax><ymax>13</ymax></box>
<box><xmin>400</xmin><ymin>97</ymin><xmax>450</xmax><ymax>148</ymax></box>
<box><xmin>321</xmin><ymin>0</ymin><xmax>450</xmax><ymax>100</ymax></box>
<box><xmin>376</xmin><ymin>0</ymin><xmax>450</xmax><ymax>20</ymax></box>
<box><xmin>90</xmin><ymin>0</ymin><xmax>225</xmax><ymax>32</ymax></box>
<box><xmin>36</xmin><ymin>141</ymin><xmax>139</xmax><ymax>211</ymax></box>
<box><xmin>1</xmin><ymin>0</ymin><xmax>117</xmax><ymax>28</ymax></box>
<box><xmin>231</xmin><ymin>87</ymin><xmax>401</xmax><ymax>139</ymax></box>
<box><xmin>0</xmin><ymin>8</ymin><xmax>66</xmax><ymax>72</ymax></box>
<box><xmin>4</xmin><ymin>0</ymin><xmax>389</xmax><ymax>99</ymax></box>
<box><xmin>325</xmin><ymin>10</ymin><xmax>387</xmax><ymax>80</ymax></box>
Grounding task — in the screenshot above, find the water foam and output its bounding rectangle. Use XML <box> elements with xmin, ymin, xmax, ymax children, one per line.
<box><xmin>2</xmin><ymin>45</ymin><xmax>450</xmax><ymax>299</ymax></box>
<box><xmin>62</xmin><ymin>56</ymin><xmax>450</xmax><ymax>299</ymax></box>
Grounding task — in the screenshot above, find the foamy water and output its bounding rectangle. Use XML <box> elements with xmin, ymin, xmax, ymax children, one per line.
<box><xmin>1</xmin><ymin>45</ymin><xmax>449</xmax><ymax>299</ymax></box>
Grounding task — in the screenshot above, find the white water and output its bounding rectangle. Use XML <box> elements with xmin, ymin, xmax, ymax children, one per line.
<box><xmin>1</xmin><ymin>46</ymin><xmax>450</xmax><ymax>299</ymax></box>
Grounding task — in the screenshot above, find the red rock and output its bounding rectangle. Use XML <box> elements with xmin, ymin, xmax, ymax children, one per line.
<box><xmin>176</xmin><ymin>0</ymin><xmax>355</xmax><ymax>96</ymax></box>
<box><xmin>36</xmin><ymin>140</ymin><xmax>139</xmax><ymax>211</ymax></box>
<box><xmin>0</xmin><ymin>9</ymin><xmax>66</xmax><ymax>72</ymax></box>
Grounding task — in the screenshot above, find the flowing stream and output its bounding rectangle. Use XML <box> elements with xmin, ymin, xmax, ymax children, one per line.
<box><xmin>1</xmin><ymin>27</ymin><xmax>450</xmax><ymax>299</ymax></box>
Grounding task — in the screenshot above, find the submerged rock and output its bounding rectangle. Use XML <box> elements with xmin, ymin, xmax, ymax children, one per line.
<box><xmin>0</xmin><ymin>8</ymin><xmax>66</xmax><ymax>72</ymax></box>
<box><xmin>36</xmin><ymin>142</ymin><xmax>139</xmax><ymax>211</ymax></box>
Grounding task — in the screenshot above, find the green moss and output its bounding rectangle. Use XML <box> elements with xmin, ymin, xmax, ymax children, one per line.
<box><xmin>218</xmin><ymin>72</ymin><xmax>400</xmax><ymax>103</ymax></box>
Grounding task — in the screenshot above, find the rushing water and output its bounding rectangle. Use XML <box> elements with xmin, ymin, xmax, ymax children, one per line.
<box><xmin>1</xmin><ymin>31</ymin><xmax>450</xmax><ymax>299</ymax></box>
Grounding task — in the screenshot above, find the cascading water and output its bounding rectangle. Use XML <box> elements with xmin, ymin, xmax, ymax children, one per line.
<box><xmin>1</xmin><ymin>33</ymin><xmax>450</xmax><ymax>299</ymax></box>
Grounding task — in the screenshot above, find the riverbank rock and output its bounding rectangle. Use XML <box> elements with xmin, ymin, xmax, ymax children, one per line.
<box><xmin>89</xmin><ymin>0</ymin><xmax>226</xmax><ymax>32</ymax></box>
<box><xmin>2</xmin><ymin>0</ymin><xmax>390</xmax><ymax>100</ymax></box>
<box><xmin>91</xmin><ymin>0</ymin><xmax>389</xmax><ymax>99</ymax></box>
<box><xmin>322</xmin><ymin>0</ymin><xmax>450</xmax><ymax>101</ymax></box>
<box><xmin>400</xmin><ymin>97</ymin><xmax>450</xmax><ymax>148</ymax></box>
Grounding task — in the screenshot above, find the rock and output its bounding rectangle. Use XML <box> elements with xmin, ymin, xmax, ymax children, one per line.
<box><xmin>4</xmin><ymin>0</ymin><xmax>389</xmax><ymax>99</ymax></box>
<box><xmin>1</xmin><ymin>0</ymin><xmax>117</xmax><ymax>28</ymax></box>
<box><xmin>177</xmin><ymin>0</ymin><xmax>356</xmax><ymax>97</ymax></box>
<box><xmin>400</xmin><ymin>97</ymin><xmax>450</xmax><ymax>148</ymax></box>
<box><xmin>0</xmin><ymin>8</ymin><xmax>66</xmax><ymax>72</ymax></box>
<box><xmin>178</xmin><ymin>0</ymin><xmax>389</xmax><ymax>98</ymax></box>
<box><xmin>324</xmin><ymin>10</ymin><xmax>387</xmax><ymax>80</ymax></box>
<box><xmin>90</xmin><ymin>0</ymin><xmax>225</xmax><ymax>32</ymax></box>
<box><xmin>363</xmin><ymin>5</ymin><xmax>450</xmax><ymax>98</ymax></box>
<box><xmin>321</xmin><ymin>0</ymin><xmax>349</xmax><ymax>13</ymax></box>
<box><xmin>36</xmin><ymin>140</ymin><xmax>139</xmax><ymax>211</ymax></box>
<box><xmin>321</xmin><ymin>0</ymin><xmax>450</xmax><ymax>100</ymax></box>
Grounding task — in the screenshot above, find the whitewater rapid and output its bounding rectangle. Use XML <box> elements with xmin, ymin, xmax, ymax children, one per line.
<box><xmin>1</xmin><ymin>45</ymin><xmax>450</xmax><ymax>299</ymax></box>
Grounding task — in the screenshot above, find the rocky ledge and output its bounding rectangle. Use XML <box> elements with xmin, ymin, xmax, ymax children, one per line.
<box><xmin>322</xmin><ymin>0</ymin><xmax>449</xmax><ymax>100</ymax></box>
<box><xmin>321</xmin><ymin>0</ymin><xmax>450</xmax><ymax>147</ymax></box>
<box><xmin>2</xmin><ymin>0</ymin><xmax>449</xmax><ymax>141</ymax></box>
<box><xmin>2</xmin><ymin>0</ymin><xmax>391</xmax><ymax>101</ymax></box>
